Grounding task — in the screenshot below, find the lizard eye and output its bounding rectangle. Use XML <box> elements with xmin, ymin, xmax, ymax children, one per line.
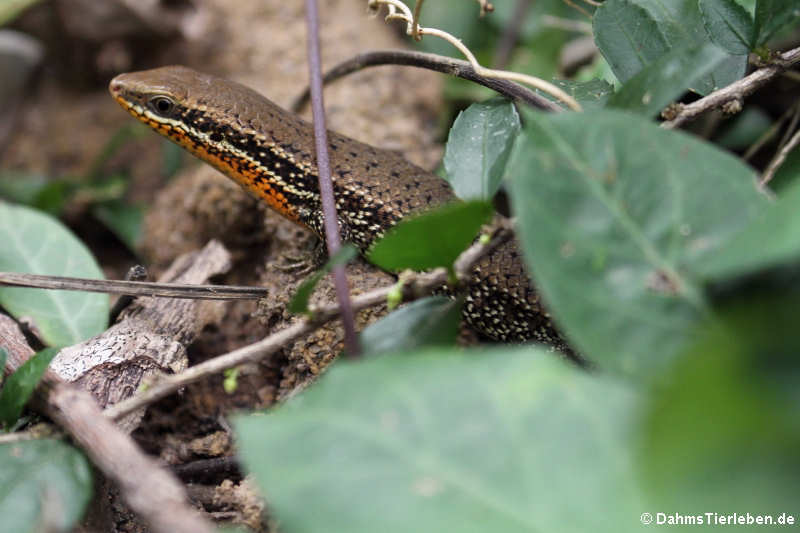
<box><xmin>148</xmin><ymin>96</ymin><xmax>176</xmax><ymax>116</ymax></box>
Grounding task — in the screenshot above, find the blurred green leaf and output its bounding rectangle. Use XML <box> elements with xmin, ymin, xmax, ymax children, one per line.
<box><xmin>0</xmin><ymin>203</ymin><xmax>109</xmax><ymax>346</ymax></box>
<box><xmin>696</xmin><ymin>177</ymin><xmax>800</xmax><ymax>281</ymax></box>
<box><xmin>715</xmin><ymin>107</ymin><xmax>772</xmax><ymax>149</ymax></box>
<box><xmin>91</xmin><ymin>200</ymin><xmax>144</xmax><ymax>253</ymax></box>
<box><xmin>0</xmin><ymin>173</ymin><xmax>71</xmax><ymax>215</ymax></box>
<box><xmin>161</xmin><ymin>139</ymin><xmax>185</xmax><ymax>179</ymax></box>
<box><xmin>360</xmin><ymin>296</ymin><xmax>462</xmax><ymax>356</ymax></box>
<box><xmin>0</xmin><ymin>439</ymin><xmax>92</xmax><ymax>533</ymax></box>
<box><xmin>608</xmin><ymin>43</ymin><xmax>731</xmax><ymax>117</ymax></box>
<box><xmin>507</xmin><ymin>109</ymin><xmax>767</xmax><ymax>376</ymax></box>
<box><xmin>0</xmin><ymin>0</ymin><xmax>42</xmax><ymax>26</ymax></box>
<box><xmin>443</xmin><ymin>98</ymin><xmax>520</xmax><ymax>200</ymax></box>
<box><xmin>641</xmin><ymin>292</ymin><xmax>800</xmax><ymax>515</ymax></box>
<box><xmin>593</xmin><ymin>0</ymin><xmax>747</xmax><ymax>95</ymax></box>
<box><xmin>367</xmin><ymin>201</ymin><xmax>494</xmax><ymax>272</ymax></box>
<box><xmin>755</xmin><ymin>0</ymin><xmax>800</xmax><ymax>45</ymax></box>
<box><xmin>288</xmin><ymin>245</ymin><xmax>358</xmax><ymax>315</ymax></box>
<box><xmin>700</xmin><ymin>0</ymin><xmax>755</xmax><ymax>54</ymax></box>
<box><xmin>236</xmin><ymin>347</ymin><xmax>645</xmax><ymax>533</ymax></box>
<box><xmin>0</xmin><ymin>347</ymin><xmax>57</xmax><ymax>429</ymax></box>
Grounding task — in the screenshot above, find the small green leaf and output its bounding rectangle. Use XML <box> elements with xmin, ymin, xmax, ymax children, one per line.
<box><xmin>755</xmin><ymin>0</ymin><xmax>800</xmax><ymax>45</ymax></box>
<box><xmin>288</xmin><ymin>245</ymin><xmax>358</xmax><ymax>314</ymax></box>
<box><xmin>91</xmin><ymin>200</ymin><xmax>144</xmax><ymax>253</ymax></box>
<box><xmin>360</xmin><ymin>296</ymin><xmax>462</xmax><ymax>356</ymax></box>
<box><xmin>697</xmin><ymin>178</ymin><xmax>800</xmax><ymax>281</ymax></box>
<box><xmin>161</xmin><ymin>139</ymin><xmax>185</xmax><ymax>179</ymax></box>
<box><xmin>367</xmin><ymin>201</ymin><xmax>494</xmax><ymax>272</ymax></box>
<box><xmin>235</xmin><ymin>347</ymin><xmax>645</xmax><ymax>533</ymax></box>
<box><xmin>0</xmin><ymin>439</ymin><xmax>92</xmax><ymax>533</ymax></box>
<box><xmin>0</xmin><ymin>173</ymin><xmax>72</xmax><ymax>215</ymax></box>
<box><xmin>507</xmin><ymin>109</ymin><xmax>767</xmax><ymax>376</ymax></box>
<box><xmin>700</xmin><ymin>0</ymin><xmax>756</xmax><ymax>54</ymax></box>
<box><xmin>0</xmin><ymin>347</ymin><xmax>58</xmax><ymax>429</ymax></box>
<box><xmin>223</xmin><ymin>367</ymin><xmax>239</xmax><ymax>394</ymax></box>
<box><xmin>443</xmin><ymin>98</ymin><xmax>520</xmax><ymax>201</ymax></box>
<box><xmin>0</xmin><ymin>203</ymin><xmax>109</xmax><ymax>346</ymax></box>
<box><xmin>608</xmin><ymin>43</ymin><xmax>731</xmax><ymax>117</ymax></box>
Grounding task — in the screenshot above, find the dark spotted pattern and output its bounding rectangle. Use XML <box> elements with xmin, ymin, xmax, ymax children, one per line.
<box><xmin>110</xmin><ymin>66</ymin><xmax>567</xmax><ymax>349</ymax></box>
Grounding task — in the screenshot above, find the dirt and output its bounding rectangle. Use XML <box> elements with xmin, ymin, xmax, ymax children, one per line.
<box><xmin>2</xmin><ymin>0</ymin><xmax>444</xmax><ymax>530</ymax></box>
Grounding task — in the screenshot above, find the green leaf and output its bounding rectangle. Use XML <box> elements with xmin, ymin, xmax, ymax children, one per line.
<box><xmin>0</xmin><ymin>173</ymin><xmax>72</xmax><ymax>215</ymax></box>
<box><xmin>696</xmin><ymin>178</ymin><xmax>800</xmax><ymax>281</ymax></box>
<box><xmin>288</xmin><ymin>245</ymin><xmax>358</xmax><ymax>314</ymax></box>
<box><xmin>641</xmin><ymin>294</ymin><xmax>800</xmax><ymax>514</ymax></box>
<box><xmin>367</xmin><ymin>201</ymin><xmax>494</xmax><ymax>272</ymax></box>
<box><xmin>359</xmin><ymin>296</ymin><xmax>462</xmax><ymax>356</ymax></box>
<box><xmin>235</xmin><ymin>347</ymin><xmax>646</xmax><ymax>533</ymax></box>
<box><xmin>0</xmin><ymin>203</ymin><xmax>109</xmax><ymax>346</ymax></box>
<box><xmin>715</xmin><ymin>107</ymin><xmax>772</xmax><ymax>150</ymax></box>
<box><xmin>91</xmin><ymin>200</ymin><xmax>144</xmax><ymax>253</ymax></box>
<box><xmin>443</xmin><ymin>98</ymin><xmax>521</xmax><ymax>201</ymax></box>
<box><xmin>0</xmin><ymin>347</ymin><xmax>57</xmax><ymax>429</ymax></box>
<box><xmin>593</xmin><ymin>0</ymin><xmax>747</xmax><ymax>95</ymax></box>
<box><xmin>607</xmin><ymin>43</ymin><xmax>731</xmax><ymax>117</ymax></box>
<box><xmin>507</xmin><ymin>109</ymin><xmax>767</xmax><ymax>376</ymax></box>
<box><xmin>755</xmin><ymin>0</ymin><xmax>800</xmax><ymax>45</ymax></box>
<box><xmin>700</xmin><ymin>0</ymin><xmax>756</xmax><ymax>54</ymax></box>
<box><xmin>0</xmin><ymin>439</ymin><xmax>92</xmax><ymax>533</ymax></box>
<box><xmin>542</xmin><ymin>79</ymin><xmax>615</xmax><ymax>111</ymax></box>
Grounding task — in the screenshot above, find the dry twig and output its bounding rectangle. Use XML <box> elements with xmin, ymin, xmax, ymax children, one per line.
<box><xmin>291</xmin><ymin>49</ymin><xmax>562</xmax><ymax>112</ymax></box>
<box><xmin>104</xmin><ymin>224</ymin><xmax>513</xmax><ymax>421</ymax></box>
<box><xmin>662</xmin><ymin>46</ymin><xmax>800</xmax><ymax>129</ymax></box>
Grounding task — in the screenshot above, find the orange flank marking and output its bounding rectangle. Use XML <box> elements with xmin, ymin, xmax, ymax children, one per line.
<box><xmin>169</xmin><ymin>128</ymin><xmax>301</xmax><ymax>223</ymax></box>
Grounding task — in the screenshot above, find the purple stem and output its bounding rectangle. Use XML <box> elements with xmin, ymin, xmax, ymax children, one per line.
<box><xmin>304</xmin><ymin>0</ymin><xmax>361</xmax><ymax>356</ymax></box>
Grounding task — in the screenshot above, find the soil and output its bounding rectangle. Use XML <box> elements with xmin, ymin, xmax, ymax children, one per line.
<box><xmin>2</xmin><ymin>0</ymin><xmax>444</xmax><ymax>530</ymax></box>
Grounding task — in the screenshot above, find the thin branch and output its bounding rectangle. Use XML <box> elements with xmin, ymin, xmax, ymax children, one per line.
<box><xmin>305</xmin><ymin>0</ymin><xmax>360</xmax><ymax>356</ymax></box>
<box><xmin>291</xmin><ymin>49</ymin><xmax>562</xmax><ymax>113</ymax></box>
<box><xmin>104</xmin><ymin>226</ymin><xmax>513</xmax><ymax>421</ymax></box>
<box><xmin>760</xmin><ymin>128</ymin><xmax>800</xmax><ymax>187</ymax></box>
<box><xmin>662</xmin><ymin>46</ymin><xmax>800</xmax><ymax>129</ymax></box>
<box><xmin>0</xmin><ymin>272</ymin><xmax>267</xmax><ymax>299</ymax></box>
<box><xmin>368</xmin><ymin>0</ymin><xmax>581</xmax><ymax>110</ymax></box>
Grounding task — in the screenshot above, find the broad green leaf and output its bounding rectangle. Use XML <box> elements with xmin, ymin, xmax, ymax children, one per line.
<box><xmin>0</xmin><ymin>439</ymin><xmax>92</xmax><ymax>533</ymax></box>
<box><xmin>91</xmin><ymin>200</ymin><xmax>144</xmax><ymax>253</ymax></box>
<box><xmin>641</xmin><ymin>293</ymin><xmax>800</xmax><ymax>514</ymax></box>
<box><xmin>755</xmin><ymin>0</ymin><xmax>800</xmax><ymax>45</ymax></box>
<box><xmin>288</xmin><ymin>245</ymin><xmax>358</xmax><ymax>314</ymax></box>
<box><xmin>608</xmin><ymin>43</ymin><xmax>731</xmax><ymax>117</ymax></box>
<box><xmin>543</xmin><ymin>79</ymin><xmax>614</xmax><ymax>111</ymax></box>
<box><xmin>696</xmin><ymin>177</ymin><xmax>800</xmax><ymax>281</ymax></box>
<box><xmin>360</xmin><ymin>296</ymin><xmax>462</xmax><ymax>356</ymax></box>
<box><xmin>507</xmin><ymin>109</ymin><xmax>767</xmax><ymax>376</ymax></box>
<box><xmin>367</xmin><ymin>201</ymin><xmax>494</xmax><ymax>272</ymax></box>
<box><xmin>0</xmin><ymin>347</ymin><xmax>6</xmax><ymax>386</ymax></box>
<box><xmin>0</xmin><ymin>347</ymin><xmax>57</xmax><ymax>428</ymax></box>
<box><xmin>443</xmin><ymin>99</ymin><xmax>520</xmax><ymax>201</ymax></box>
<box><xmin>700</xmin><ymin>0</ymin><xmax>756</xmax><ymax>54</ymax></box>
<box><xmin>0</xmin><ymin>203</ymin><xmax>109</xmax><ymax>346</ymax></box>
<box><xmin>236</xmin><ymin>347</ymin><xmax>646</xmax><ymax>533</ymax></box>
<box><xmin>593</xmin><ymin>0</ymin><xmax>747</xmax><ymax>95</ymax></box>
